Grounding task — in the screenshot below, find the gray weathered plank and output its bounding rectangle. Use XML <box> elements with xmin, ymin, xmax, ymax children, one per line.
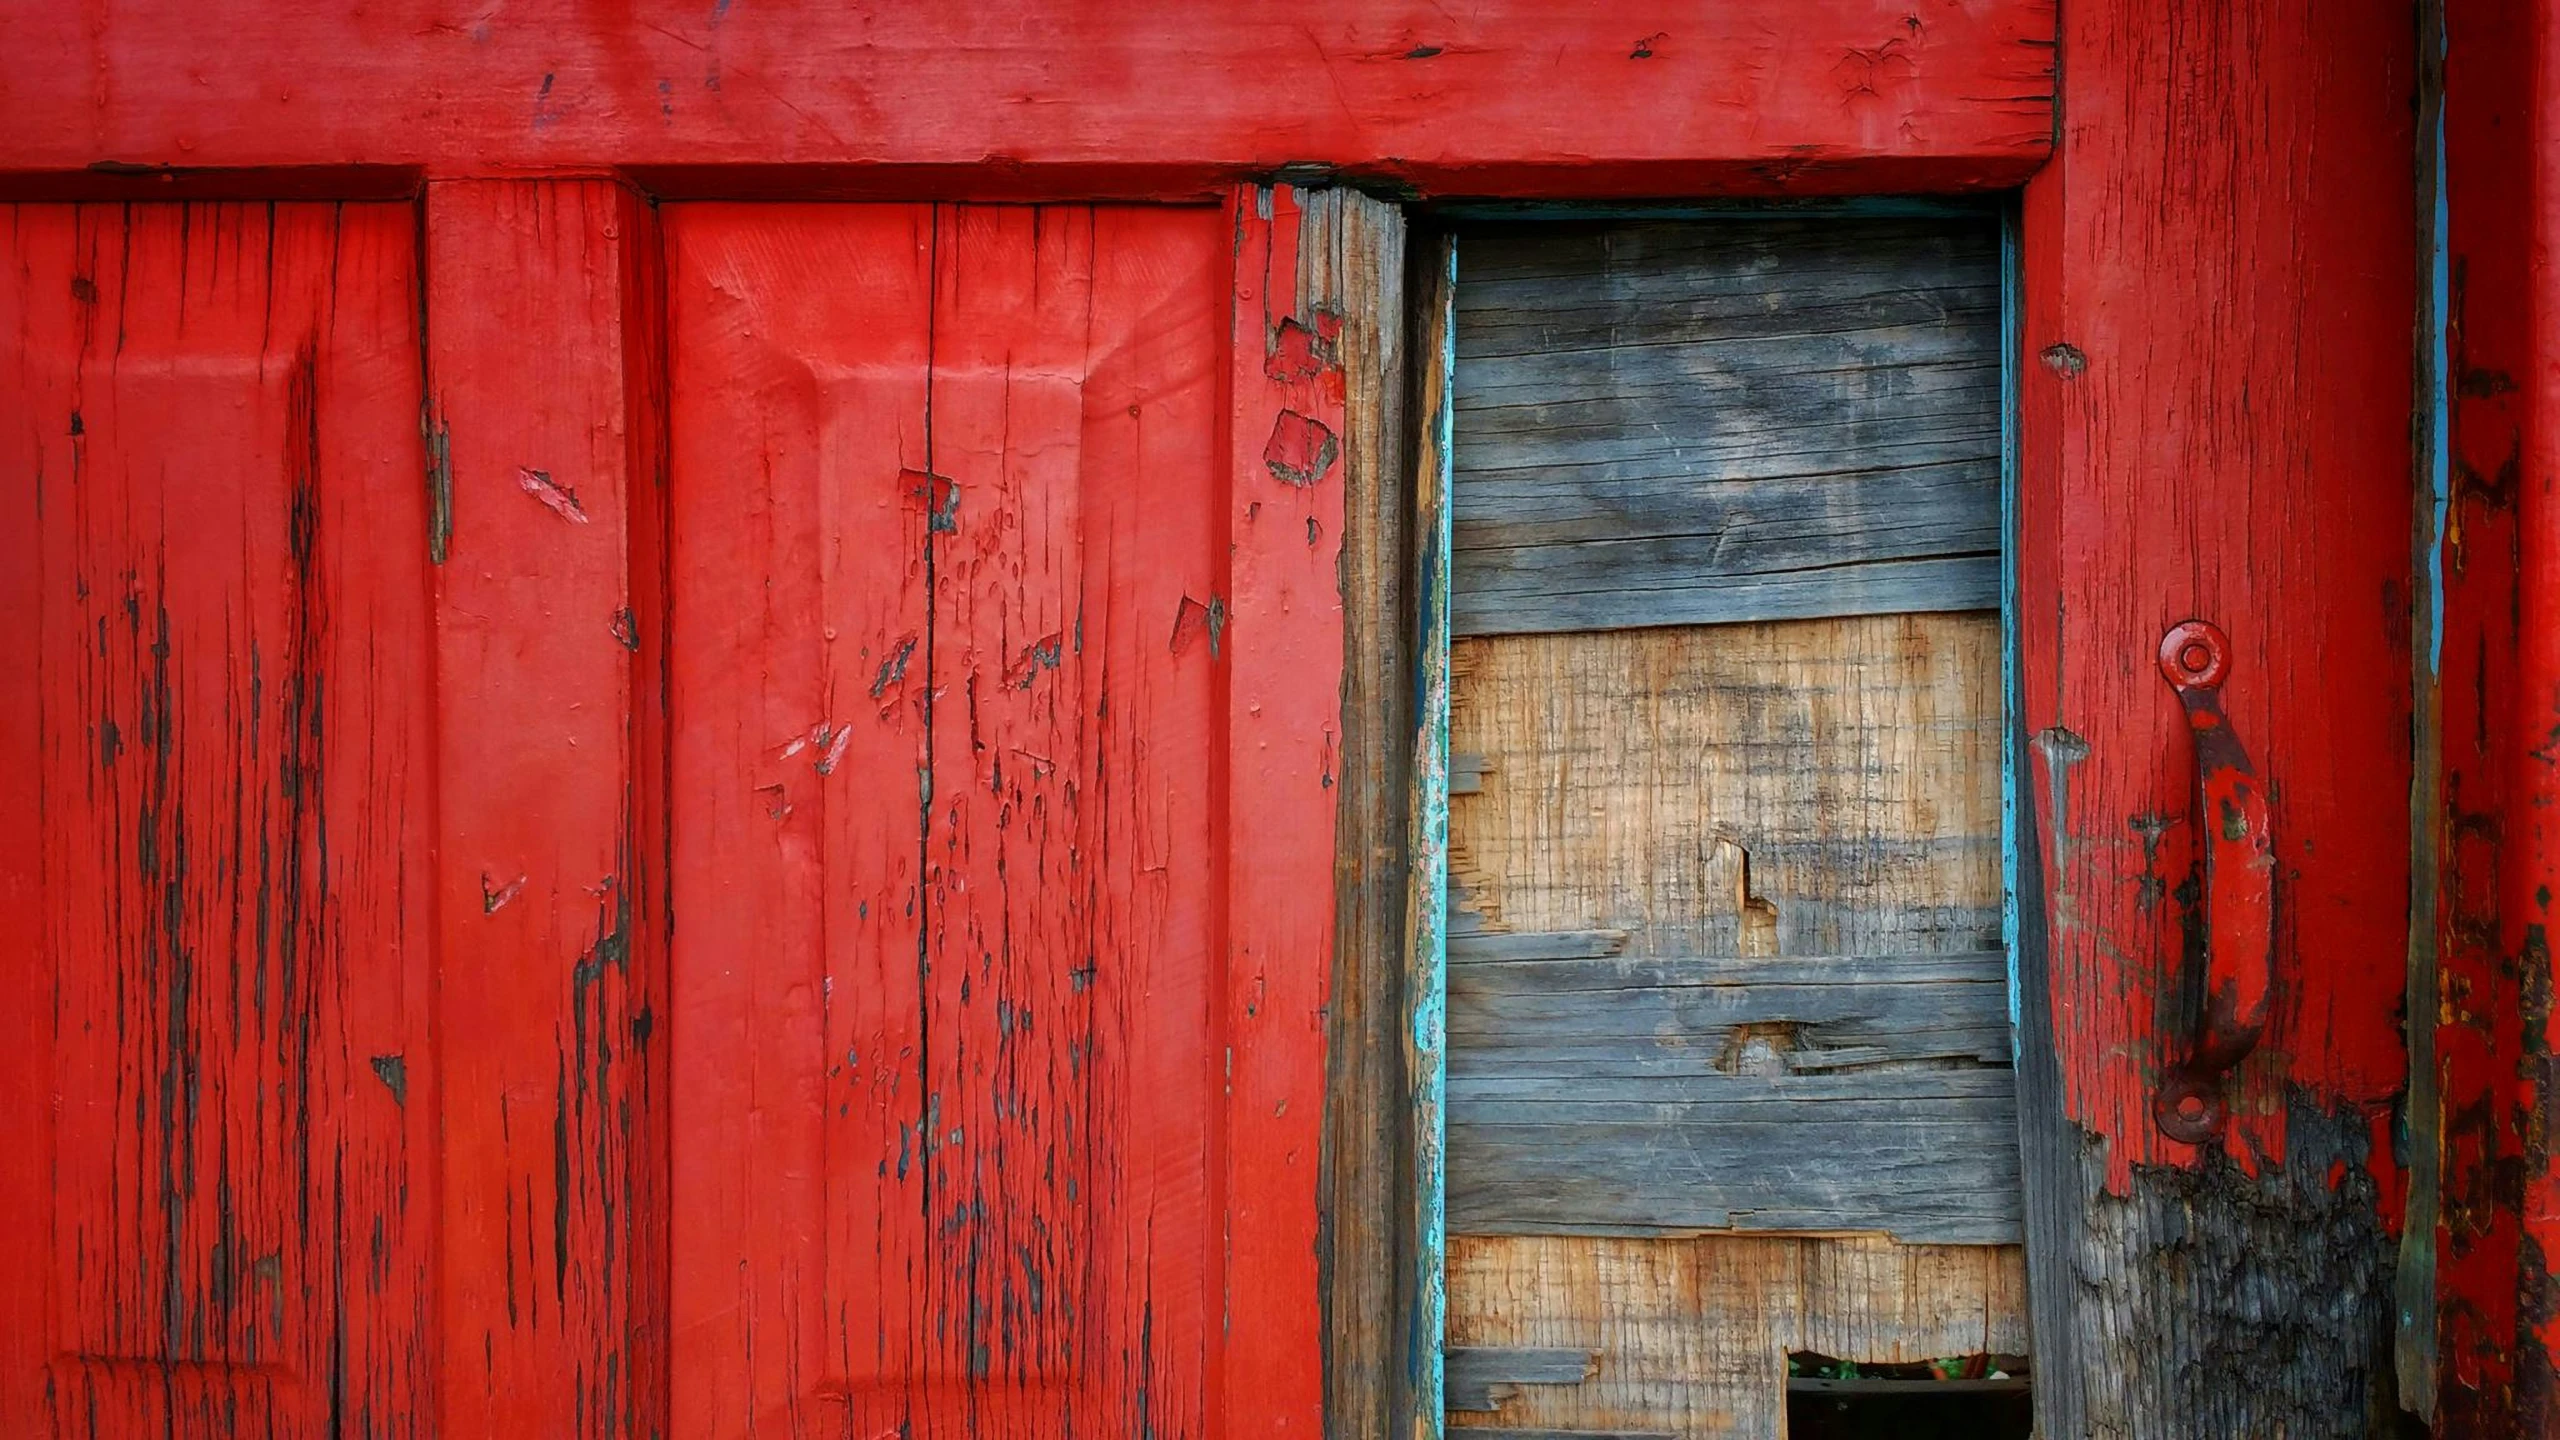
<box><xmin>1445</xmin><ymin>1347</ymin><xmax>1599</xmax><ymax>1412</ymax></box>
<box><xmin>1452</xmin><ymin>1431</ymin><xmax>1674</xmax><ymax>1440</ymax></box>
<box><xmin>1445</xmin><ymin>947</ymin><xmax>2020</xmax><ymax>1243</ymax></box>
<box><xmin>1451</xmin><ymin>218</ymin><xmax>2001</xmax><ymax>637</ymax></box>
<box><xmin>1446</xmin><ymin>928</ymin><xmax>1630</xmax><ymax>963</ymax></box>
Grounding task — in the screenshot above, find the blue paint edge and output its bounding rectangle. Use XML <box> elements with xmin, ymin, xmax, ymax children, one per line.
<box><xmin>2429</xmin><ymin>97</ymin><xmax>2452</xmax><ymax>675</ymax></box>
<box><xmin>1410</xmin><ymin>234</ymin><xmax>1458</xmax><ymax>1440</ymax></box>
<box><xmin>2001</xmin><ymin>204</ymin><xmax>2025</xmax><ymax>1035</ymax></box>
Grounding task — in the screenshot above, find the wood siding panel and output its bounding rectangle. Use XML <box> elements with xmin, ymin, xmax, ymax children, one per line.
<box><xmin>0</xmin><ymin>202</ymin><xmax>434</xmax><ymax>1435</ymax></box>
<box><xmin>0</xmin><ymin>5</ymin><xmax>2055</xmax><ymax>192</ymax></box>
<box><xmin>1450</xmin><ymin>221</ymin><xmax>2001</xmax><ymax>637</ymax></box>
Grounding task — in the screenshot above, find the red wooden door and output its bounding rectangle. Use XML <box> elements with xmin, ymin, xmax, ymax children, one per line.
<box><xmin>664</xmin><ymin>201</ymin><xmax>1230</xmax><ymax>1437</ymax></box>
<box><xmin>0</xmin><ymin>188</ymin><xmax>1345</xmax><ymax>1439</ymax></box>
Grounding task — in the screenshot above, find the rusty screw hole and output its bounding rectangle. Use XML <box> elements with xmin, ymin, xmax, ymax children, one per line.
<box><xmin>2155</xmin><ymin>1072</ymin><xmax>2226</xmax><ymax>1143</ymax></box>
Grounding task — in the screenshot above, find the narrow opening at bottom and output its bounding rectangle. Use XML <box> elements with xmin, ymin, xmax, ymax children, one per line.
<box><xmin>1784</xmin><ymin>1352</ymin><xmax>2031</xmax><ymax>1440</ymax></box>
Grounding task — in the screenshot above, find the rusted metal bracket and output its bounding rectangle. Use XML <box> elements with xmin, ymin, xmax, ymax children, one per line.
<box><xmin>2153</xmin><ymin>620</ymin><xmax>2276</xmax><ymax>1144</ymax></box>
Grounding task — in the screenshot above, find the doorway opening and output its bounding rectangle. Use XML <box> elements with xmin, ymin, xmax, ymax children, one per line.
<box><xmin>1415</xmin><ymin>207</ymin><xmax>2026</xmax><ymax>1438</ymax></box>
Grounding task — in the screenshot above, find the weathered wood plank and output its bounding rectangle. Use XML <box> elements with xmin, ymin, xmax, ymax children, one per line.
<box><xmin>1449</xmin><ymin>1123</ymin><xmax>2022</xmax><ymax>1244</ymax></box>
<box><xmin>1445</xmin><ymin>1236</ymin><xmax>2028</xmax><ymax>1440</ymax></box>
<box><xmin>1453</xmin><ymin>554</ymin><xmax>2001</xmax><ymax>637</ymax></box>
<box><xmin>1447</xmin><ymin>951</ymin><xmax>2012</xmax><ymax>1069</ymax></box>
<box><xmin>1448</xmin><ymin>618</ymin><xmax>2004</xmax><ymax>958</ymax></box>
<box><xmin>1405</xmin><ymin>232</ymin><xmax>1462</xmax><ymax>1435</ymax></box>
<box><xmin>1447</xmin><ymin>929</ymin><xmax>1630</xmax><ymax>963</ymax></box>
<box><xmin>1445</xmin><ymin>1347</ymin><xmax>1599</xmax><ymax>1411</ymax></box>
<box><xmin>1450</xmin><ymin>220</ymin><xmax>2001</xmax><ymax>637</ymax></box>
<box><xmin>1315</xmin><ymin>189</ymin><xmax>1419</xmax><ymax>1440</ymax></box>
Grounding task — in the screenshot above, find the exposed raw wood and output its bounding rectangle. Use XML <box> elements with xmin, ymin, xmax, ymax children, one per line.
<box><xmin>1445</xmin><ymin>1347</ymin><xmax>1600</xmax><ymax>1411</ymax></box>
<box><xmin>0</xmin><ymin>4</ymin><xmax>2057</xmax><ymax>192</ymax></box>
<box><xmin>1444</xmin><ymin>1236</ymin><xmax>2029</xmax><ymax>1440</ymax></box>
<box><xmin>1446</xmin><ymin>929</ymin><xmax>1629</xmax><ymax>963</ymax></box>
<box><xmin>1316</xmin><ymin>191</ymin><xmax>1420</xmax><ymax>1440</ymax></box>
<box><xmin>1450</xmin><ymin>220</ymin><xmax>2001</xmax><ymax>637</ymax></box>
<box><xmin>1448</xmin><ymin>616</ymin><xmax>2004</xmax><ymax>957</ymax></box>
<box><xmin>1402</xmin><ymin>232</ymin><xmax>1463</xmax><ymax>1435</ymax></box>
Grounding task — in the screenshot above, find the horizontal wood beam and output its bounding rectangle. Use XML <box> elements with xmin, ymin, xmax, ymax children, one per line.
<box><xmin>0</xmin><ymin>2</ymin><xmax>2055</xmax><ymax>194</ymax></box>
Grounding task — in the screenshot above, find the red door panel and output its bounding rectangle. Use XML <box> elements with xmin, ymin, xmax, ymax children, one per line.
<box><xmin>665</xmin><ymin>202</ymin><xmax>1228</xmax><ymax>1439</ymax></box>
<box><xmin>0</xmin><ymin>202</ymin><xmax>434</xmax><ymax>1436</ymax></box>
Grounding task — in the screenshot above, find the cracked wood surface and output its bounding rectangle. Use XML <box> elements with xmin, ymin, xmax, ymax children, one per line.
<box><xmin>0</xmin><ymin>201</ymin><xmax>437</xmax><ymax>1434</ymax></box>
<box><xmin>661</xmin><ymin>191</ymin><xmax>1336</xmax><ymax>1440</ymax></box>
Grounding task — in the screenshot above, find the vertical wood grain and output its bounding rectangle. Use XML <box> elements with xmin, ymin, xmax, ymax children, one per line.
<box><xmin>663</xmin><ymin>202</ymin><xmax>936</xmax><ymax>1438</ymax></box>
<box><xmin>1406</xmin><ymin>233</ymin><xmax>1461</xmax><ymax>1440</ymax></box>
<box><xmin>0</xmin><ymin>201</ymin><xmax>435</xmax><ymax>1435</ymax></box>
<box><xmin>423</xmin><ymin>178</ymin><xmax>669</xmax><ymax>1440</ymax></box>
<box><xmin>0</xmin><ymin>207</ymin><xmax>46</xmax><ymax>1438</ymax></box>
<box><xmin>2015</xmin><ymin>0</ymin><xmax>2417</xmax><ymax>1431</ymax></box>
<box><xmin>2430</xmin><ymin>0</ymin><xmax>2532</xmax><ymax>1430</ymax></box>
<box><xmin>1317</xmin><ymin>193</ymin><xmax>1417</xmax><ymax>1440</ymax></box>
<box><xmin>1224</xmin><ymin>183</ymin><xmax>1347</xmax><ymax>1440</ymax></box>
<box><xmin>664</xmin><ymin>198</ymin><xmax>1325</xmax><ymax>1440</ymax></box>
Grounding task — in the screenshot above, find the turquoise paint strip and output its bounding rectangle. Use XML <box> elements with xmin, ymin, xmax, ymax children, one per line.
<box><xmin>1409</xmin><ymin>234</ymin><xmax>1458</xmax><ymax>1440</ymax></box>
<box><xmin>2430</xmin><ymin>103</ymin><xmax>2452</xmax><ymax>673</ymax></box>
<box><xmin>2001</xmin><ymin>205</ymin><xmax>2025</xmax><ymax>1036</ymax></box>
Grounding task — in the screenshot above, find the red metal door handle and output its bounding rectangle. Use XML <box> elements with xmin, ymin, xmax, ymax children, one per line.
<box><xmin>2152</xmin><ymin>620</ymin><xmax>2276</xmax><ymax>1144</ymax></box>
